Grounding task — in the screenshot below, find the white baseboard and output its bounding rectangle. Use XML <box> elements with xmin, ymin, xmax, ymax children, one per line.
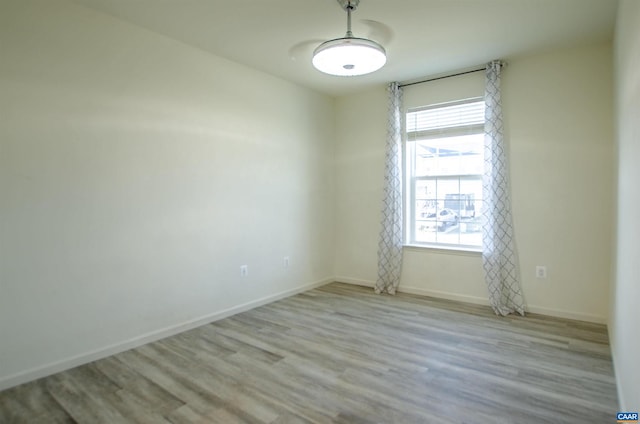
<box><xmin>610</xmin><ymin>347</ymin><xmax>625</xmax><ymax>410</ymax></box>
<box><xmin>334</xmin><ymin>277</ymin><xmax>490</xmax><ymax>306</ymax></box>
<box><xmin>335</xmin><ymin>278</ymin><xmax>607</xmax><ymax>324</ymax></box>
<box><xmin>399</xmin><ymin>285</ymin><xmax>491</xmax><ymax>306</ymax></box>
<box><xmin>525</xmin><ymin>305</ymin><xmax>607</xmax><ymax>324</ymax></box>
<box><xmin>333</xmin><ymin>276</ymin><xmax>374</xmax><ymax>288</ymax></box>
<box><xmin>0</xmin><ymin>277</ymin><xmax>333</xmax><ymax>392</ymax></box>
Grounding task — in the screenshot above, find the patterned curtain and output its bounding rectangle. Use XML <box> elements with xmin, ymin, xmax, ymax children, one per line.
<box><xmin>375</xmin><ymin>82</ymin><xmax>404</xmax><ymax>295</ymax></box>
<box><xmin>482</xmin><ymin>61</ymin><xmax>525</xmax><ymax>316</ymax></box>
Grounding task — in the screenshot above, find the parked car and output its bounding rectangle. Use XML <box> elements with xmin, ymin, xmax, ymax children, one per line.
<box><xmin>422</xmin><ymin>208</ymin><xmax>459</xmax><ymax>232</ymax></box>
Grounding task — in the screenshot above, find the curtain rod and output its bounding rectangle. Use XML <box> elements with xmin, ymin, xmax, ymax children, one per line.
<box><xmin>398</xmin><ymin>67</ymin><xmax>485</xmax><ymax>88</ymax></box>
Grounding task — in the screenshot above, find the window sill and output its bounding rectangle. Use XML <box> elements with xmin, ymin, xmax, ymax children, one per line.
<box><xmin>403</xmin><ymin>244</ymin><xmax>482</xmax><ymax>256</ymax></box>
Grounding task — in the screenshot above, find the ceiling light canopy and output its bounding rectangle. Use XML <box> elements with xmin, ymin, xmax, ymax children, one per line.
<box><xmin>313</xmin><ymin>0</ymin><xmax>386</xmax><ymax>77</ymax></box>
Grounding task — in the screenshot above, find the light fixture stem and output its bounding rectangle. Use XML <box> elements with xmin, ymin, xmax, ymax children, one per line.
<box><xmin>345</xmin><ymin>3</ymin><xmax>353</xmax><ymax>37</ymax></box>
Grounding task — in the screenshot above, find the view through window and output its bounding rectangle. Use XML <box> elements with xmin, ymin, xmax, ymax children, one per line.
<box><xmin>405</xmin><ymin>98</ymin><xmax>484</xmax><ymax>249</ymax></box>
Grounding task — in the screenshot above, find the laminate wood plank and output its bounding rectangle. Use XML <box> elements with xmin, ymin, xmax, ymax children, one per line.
<box><xmin>0</xmin><ymin>380</ymin><xmax>75</xmax><ymax>424</ymax></box>
<box><xmin>114</xmin><ymin>348</ymin><xmax>227</xmax><ymax>419</ymax></box>
<box><xmin>269</xmin><ymin>411</ymin><xmax>315</xmax><ymax>424</ymax></box>
<box><xmin>94</xmin><ymin>356</ymin><xmax>186</xmax><ymax>416</ymax></box>
<box><xmin>157</xmin><ymin>334</ymin><xmax>313</xmax><ymax>424</ymax></box>
<box><xmin>45</xmin><ymin>372</ymin><xmax>129</xmax><ymax>423</ymax></box>
<box><xmin>0</xmin><ymin>282</ymin><xmax>617</xmax><ymax>423</ymax></box>
<box><xmin>223</xmin><ymin>351</ymin><xmax>340</xmax><ymax>422</ymax></box>
<box><xmin>145</xmin><ymin>342</ymin><xmax>281</xmax><ymax>423</ymax></box>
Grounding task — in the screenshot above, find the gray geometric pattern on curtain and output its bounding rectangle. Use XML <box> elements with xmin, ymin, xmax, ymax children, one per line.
<box><xmin>375</xmin><ymin>82</ymin><xmax>404</xmax><ymax>295</ymax></box>
<box><xmin>482</xmin><ymin>61</ymin><xmax>525</xmax><ymax>316</ymax></box>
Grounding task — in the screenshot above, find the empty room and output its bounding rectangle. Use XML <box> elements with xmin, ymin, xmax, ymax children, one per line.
<box><xmin>1</xmin><ymin>0</ymin><xmax>639</xmax><ymax>422</ymax></box>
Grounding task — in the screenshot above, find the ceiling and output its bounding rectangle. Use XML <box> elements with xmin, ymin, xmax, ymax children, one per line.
<box><xmin>71</xmin><ymin>0</ymin><xmax>617</xmax><ymax>97</ymax></box>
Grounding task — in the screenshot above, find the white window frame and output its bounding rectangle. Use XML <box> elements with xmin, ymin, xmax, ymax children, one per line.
<box><xmin>404</xmin><ymin>98</ymin><xmax>485</xmax><ymax>251</ymax></box>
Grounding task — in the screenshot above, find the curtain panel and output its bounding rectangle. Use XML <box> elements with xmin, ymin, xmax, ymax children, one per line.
<box><xmin>375</xmin><ymin>82</ymin><xmax>404</xmax><ymax>295</ymax></box>
<box><xmin>482</xmin><ymin>61</ymin><xmax>525</xmax><ymax>316</ymax></box>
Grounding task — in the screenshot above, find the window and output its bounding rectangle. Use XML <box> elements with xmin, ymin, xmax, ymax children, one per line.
<box><xmin>405</xmin><ymin>98</ymin><xmax>484</xmax><ymax>249</ymax></box>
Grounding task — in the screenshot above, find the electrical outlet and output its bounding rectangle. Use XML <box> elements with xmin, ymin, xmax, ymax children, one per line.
<box><xmin>283</xmin><ymin>256</ymin><xmax>290</xmax><ymax>268</ymax></box>
<box><xmin>535</xmin><ymin>265</ymin><xmax>547</xmax><ymax>279</ymax></box>
<box><xmin>240</xmin><ymin>265</ymin><xmax>248</xmax><ymax>277</ymax></box>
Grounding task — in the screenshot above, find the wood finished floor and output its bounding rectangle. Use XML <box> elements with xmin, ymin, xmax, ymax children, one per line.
<box><xmin>0</xmin><ymin>283</ymin><xmax>617</xmax><ymax>423</ymax></box>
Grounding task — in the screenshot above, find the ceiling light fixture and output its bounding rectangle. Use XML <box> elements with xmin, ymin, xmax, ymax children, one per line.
<box><xmin>312</xmin><ymin>0</ymin><xmax>386</xmax><ymax>77</ymax></box>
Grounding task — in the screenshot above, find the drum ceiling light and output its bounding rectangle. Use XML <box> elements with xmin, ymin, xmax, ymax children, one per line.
<box><xmin>312</xmin><ymin>0</ymin><xmax>386</xmax><ymax>77</ymax></box>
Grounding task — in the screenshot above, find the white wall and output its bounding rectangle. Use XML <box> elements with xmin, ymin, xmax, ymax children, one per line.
<box><xmin>506</xmin><ymin>42</ymin><xmax>613</xmax><ymax>322</ymax></box>
<box><xmin>334</xmin><ymin>42</ymin><xmax>614</xmax><ymax>323</ymax></box>
<box><xmin>333</xmin><ymin>88</ymin><xmax>387</xmax><ymax>282</ymax></box>
<box><xmin>0</xmin><ymin>0</ymin><xmax>335</xmax><ymax>389</ymax></box>
<box><xmin>610</xmin><ymin>0</ymin><xmax>640</xmax><ymax>411</ymax></box>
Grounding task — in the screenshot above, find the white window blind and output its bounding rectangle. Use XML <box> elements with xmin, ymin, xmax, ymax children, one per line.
<box><xmin>407</xmin><ymin>99</ymin><xmax>485</xmax><ymax>139</ymax></box>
